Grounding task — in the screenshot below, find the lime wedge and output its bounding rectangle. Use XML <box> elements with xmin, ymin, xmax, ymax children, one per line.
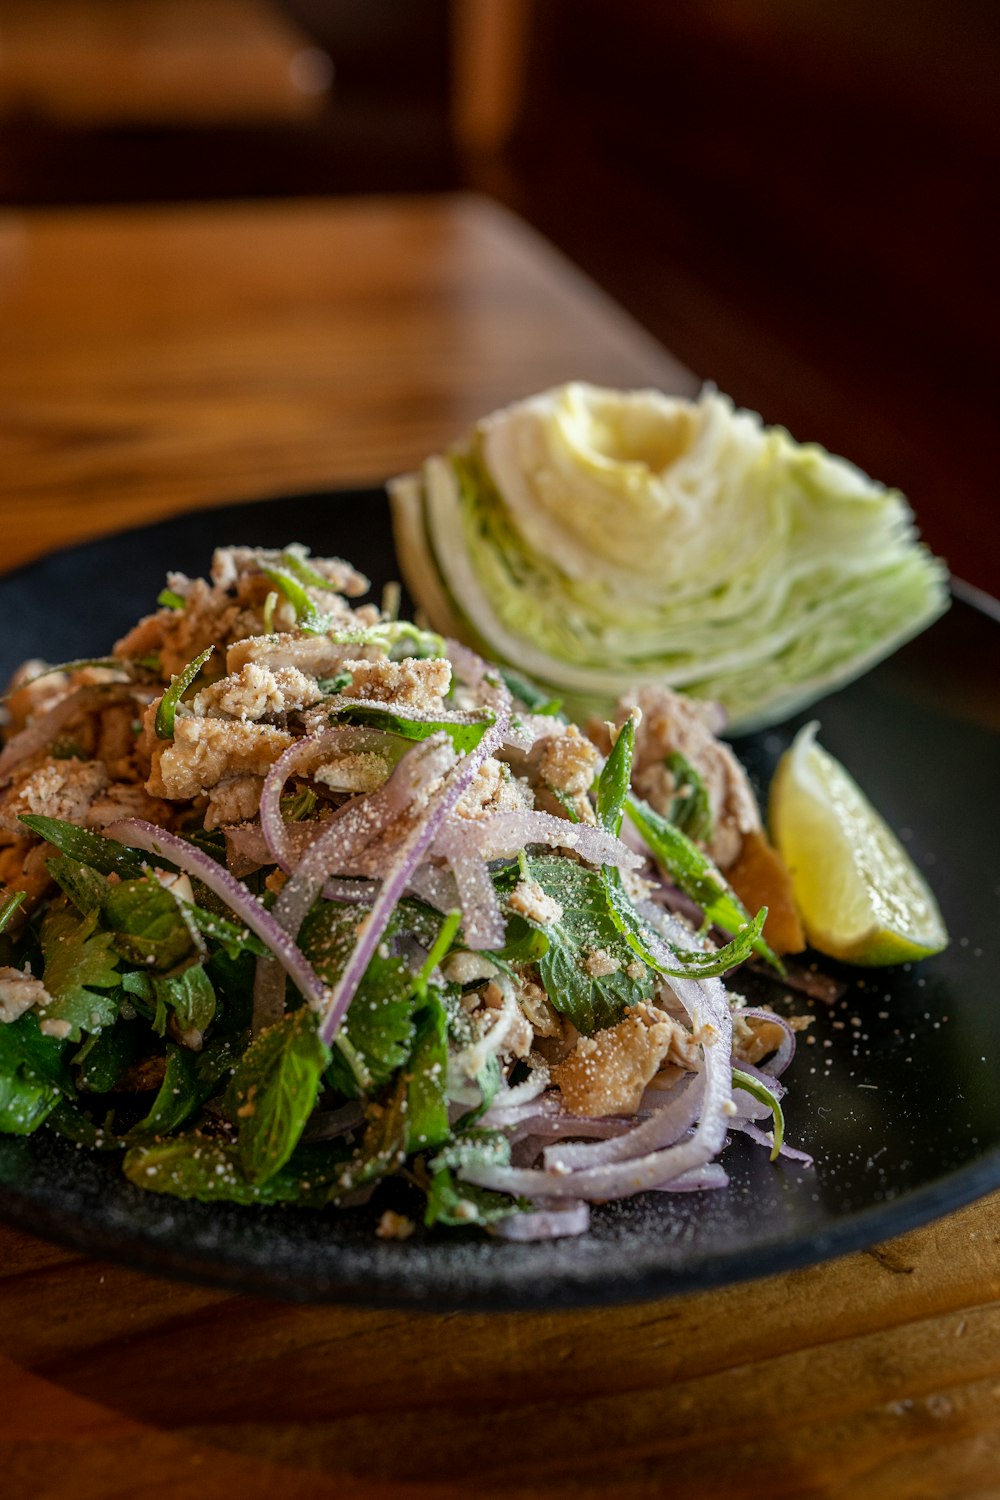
<box><xmin>768</xmin><ymin>722</ymin><xmax>948</xmax><ymax>965</ymax></box>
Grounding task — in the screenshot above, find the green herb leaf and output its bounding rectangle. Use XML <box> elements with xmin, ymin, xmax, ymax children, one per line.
<box><xmin>228</xmin><ymin>1007</ymin><xmax>330</xmax><ymax>1184</ymax></box>
<box><xmin>424</xmin><ymin>1160</ymin><xmax>517</xmax><ymax>1228</ymax></box>
<box><xmin>522</xmin><ymin>854</ymin><xmax>653</xmax><ymax>1035</ymax></box>
<box><xmin>258</xmin><ymin>564</ymin><xmax>332</xmax><ymax>636</ymax></box>
<box><xmin>300</xmin><ymin>902</ymin><xmax>421</xmax><ymax>1094</ymax></box>
<box><xmin>18</xmin><ymin>815</ymin><xmax>146</xmax><ymax>878</ymax></box>
<box><xmin>152</xmin><ymin>965</ymin><xmax>216</xmax><ymax>1036</ymax></box>
<box><xmin>732</xmin><ymin>1067</ymin><xmax>785</xmax><ymax>1161</ymax></box>
<box><xmin>39</xmin><ymin>905</ymin><xmax>120</xmax><ymax>1040</ymax></box>
<box><xmin>47</xmin><ymin>853</ymin><xmax>109</xmax><ymax>914</ymax></box>
<box><xmin>625</xmin><ymin>794</ymin><xmax>781</xmax><ymax>970</ymax></box>
<box><xmin>155</xmin><ymin>645</ymin><xmax>214</xmax><ymax>739</ymax></box>
<box><xmin>336</xmin><ymin>1072</ymin><xmax>409</xmax><ymax>1193</ymax></box>
<box><xmin>101</xmin><ymin>876</ymin><xmax>201</xmax><ymax>972</ymax></box>
<box><xmin>497</xmin><ymin>667</ymin><xmax>564</xmax><ymax>717</ymax></box>
<box><xmin>128</xmin><ymin>1044</ymin><xmax>204</xmax><ymax>1141</ymax></box>
<box><xmin>596</xmin><ymin>717</ymin><xmax>634</xmax><ymax>835</ymax></box>
<box><xmin>405</xmin><ymin>995</ymin><xmax>450</xmax><ymax>1152</ymax></box>
<box><xmin>157</xmin><ymin>588</ymin><xmax>186</xmax><ymax>610</ymax></box>
<box><xmin>665</xmin><ymin>750</ymin><xmax>714</xmax><ymax>843</ymax></box>
<box><xmin>123</xmin><ymin>1135</ymin><xmax>347</xmax><ymax>1205</ymax></box>
<box><xmin>0</xmin><ymin>890</ymin><xmax>26</xmax><ymax>934</ymax></box>
<box><xmin>0</xmin><ymin>1012</ymin><xmax>72</xmax><ymax>1133</ymax></box>
<box><xmin>329</xmin><ymin>702</ymin><xmax>493</xmax><ymax>754</ymax></box>
<box><xmin>74</xmin><ymin>1017</ymin><xmax>146</xmax><ymax>1092</ymax></box>
<box><xmin>180</xmin><ymin>900</ymin><xmax>268</xmax><ymax>960</ymax></box>
<box><xmin>604</xmin><ymin>875</ymin><xmax>768</xmax><ymax>979</ymax></box>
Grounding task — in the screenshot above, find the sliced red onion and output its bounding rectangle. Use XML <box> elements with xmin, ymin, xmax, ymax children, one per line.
<box><xmin>650</xmin><ymin>1162</ymin><xmax>729</xmax><ymax>1192</ymax></box>
<box><xmin>542</xmin><ymin>1073</ymin><xmax>705</xmax><ymax>1173</ymax></box>
<box><xmin>316</xmin><ymin>710</ymin><xmax>508</xmax><ymax>1049</ymax></box>
<box><xmin>731</xmin><ymin>1118</ymin><xmax>814</xmax><ymax>1167</ymax></box>
<box><xmin>273</xmin><ymin>737</ymin><xmax>456</xmax><ymax>939</ymax></box>
<box><xmin>461</xmin><ymin>917</ymin><xmax>734</xmax><ymax>1201</ymax></box>
<box><xmin>491</xmin><ymin>1201</ymin><xmax>590</xmax><ymax>1240</ymax></box>
<box><xmin>452</xmin><ymin>809</ymin><xmax>640</xmax><ymax>871</ymax></box>
<box><xmin>445</xmin><ymin>638</ymin><xmax>489</xmax><ymax>687</ymax></box>
<box><xmin>433</xmin><ymin>825</ymin><xmax>505</xmax><ymax>951</ymax></box>
<box><xmin>737</xmin><ymin>1007</ymin><xmax>797</xmax><ymax>1077</ymax></box>
<box><xmin>406</xmin><ymin>863</ymin><xmax>459</xmax><ymax>913</ymax></box>
<box><xmin>258</xmin><ymin>726</ymin><xmax>396</xmax><ymax>876</ymax></box>
<box><xmin>104</xmin><ymin>818</ymin><xmax>333</xmax><ymax>1016</ymax></box>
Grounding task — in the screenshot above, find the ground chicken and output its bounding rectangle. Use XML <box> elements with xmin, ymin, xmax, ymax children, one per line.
<box><xmin>552</xmin><ymin>1003</ymin><xmax>708</xmax><ymax>1116</ymax></box>
<box><xmin>341</xmin><ymin>657</ymin><xmax>452</xmax><ymax>713</ymax></box>
<box><xmin>146</xmin><ymin>717</ymin><xmax>293</xmax><ymax>800</ymax></box>
<box><xmin>455</xmin><ymin>758</ymin><xmax>533</xmax><ymax>821</ymax></box>
<box><xmin>204</xmin><ymin>775</ymin><xmax>265</xmax><ymax>830</ymax></box>
<box><xmin>508</xmin><ymin>878</ymin><xmax>563</xmax><ymax>927</ymax></box>
<box><xmin>193</xmin><ymin>662</ymin><xmax>324</xmax><ymax>721</ymax></box>
<box><xmin>313</xmin><ymin>752</ymin><xmax>389</xmax><ymax>795</ymax></box>
<box><xmin>591</xmin><ymin>684</ymin><xmax>760</xmax><ymax>869</ymax></box>
<box><xmin>539</xmin><ymin>724</ymin><xmax>600</xmax><ymax>796</ymax></box>
<box><xmin>0</xmin><ymin>757</ymin><xmax>110</xmax><ymax>834</ymax></box>
<box><xmin>0</xmin><ymin>966</ymin><xmax>50</xmax><ymax>1024</ymax></box>
<box><xmin>226</xmin><ymin>633</ymin><xmax>365</xmax><ymax>679</ymax></box>
<box><xmin>85</xmin><ymin>783</ymin><xmax>175</xmax><ymax>829</ymax></box>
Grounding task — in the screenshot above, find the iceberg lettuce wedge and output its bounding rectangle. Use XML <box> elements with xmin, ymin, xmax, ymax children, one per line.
<box><xmin>389</xmin><ymin>384</ymin><xmax>949</xmax><ymax>733</ymax></box>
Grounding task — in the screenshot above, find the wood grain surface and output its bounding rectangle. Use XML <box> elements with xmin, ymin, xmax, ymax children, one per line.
<box><xmin>1</xmin><ymin>194</ymin><xmax>998</xmax><ymax>1499</ymax></box>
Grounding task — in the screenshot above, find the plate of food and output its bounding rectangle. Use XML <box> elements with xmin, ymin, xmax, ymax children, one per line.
<box><xmin>1</xmin><ymin>385</ymin><xmax>997</xmax><ymax>1310</ymax></box>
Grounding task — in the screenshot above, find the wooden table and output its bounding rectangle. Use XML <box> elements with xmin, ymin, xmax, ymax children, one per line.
<box><xmin>1</xmin><ymin>194</ymin><xmax>998</xmax><ymax>1498</ymax></box>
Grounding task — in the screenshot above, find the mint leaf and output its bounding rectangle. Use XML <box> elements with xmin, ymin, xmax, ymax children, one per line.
<box><xmin>128</xmin><ymin>1044</ymin><xmax>204</xmax><ymax>1141</ymax></box>
<box><xmin>523</xmin><ymin>854</ymin><xmax>652</xmax><ymax>1035</ymax></box>
<box><xmin>152</xmin><ymin>965</ymin><xmax>216</xmax><ymax>1036</ymax></box>
<box><xmin>228</xmin><ymin>1007</ymin><xmax>330</xmax><ymax>1184</ymax></box>
<box><xmin>300</xmin><ymin>902</ymin><xmax>420</xmax><ymax>1093</ymax></box>
<box><xmin>39</xmin><ymin>905</ymin><xmax>120</xmax><ymax>1040</ymax></box>
<box><xmin>336</xmin><ymin>1073</ymin><xmax>409</xmax><ymax>1192</ymax></box>
<box><xmin>123</xmin><ymin>1135</ymin><xmax>347</xmax><ymax>1205</ymax></box>
<box><xmin>424</xmin><ymin>1167</ymin><xmax>517</xmax><ymax>1229</ymax></box>
<box><xmin>47</xmin><ymin>853</ymin><xmax>108</xmax><ymax>914</ymax></box>
<box><xmin>406</xmin><ymin>995</ymin><xmax>450</xmax><ymax>1152</ymax></box>
<box><xmin>101</xmin><ymin>877</ymin><xmax>200</xmax><ymax>971</ymax></box>
<box><xmin>18</xmin><ymin>814</ymin><xmax>145</xmax><ymax>878</ymax></box>
<box><xmin>604</xmin><ymin>874</ymin><xmax>768</xmax><ymax>980</ymax></box>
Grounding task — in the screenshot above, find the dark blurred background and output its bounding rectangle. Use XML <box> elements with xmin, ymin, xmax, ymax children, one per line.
<box><xmin>1</xmin><ymin>0</ymin><xmax>997</xmax><ymax>593</ymax></box>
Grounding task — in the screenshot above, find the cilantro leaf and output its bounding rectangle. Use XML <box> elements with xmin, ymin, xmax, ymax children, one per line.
<box><xmin>227</xmin><ymin>1007</ymin><xmax>330</xmax><ymax>1184</ymax></box>
<box><xmin>522</xmin><ymin>854</ymin><xmax>652</xmax><ymax>1035</ymax></box>
<box><xmin>39</xmin><ymin>905</ymin><xmax>120</xmax><ymax>1040</ymax></box>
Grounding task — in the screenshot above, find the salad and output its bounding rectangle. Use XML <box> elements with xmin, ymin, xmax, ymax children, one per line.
<box><xmin>0</xmin><ymin>543</ymin><xmax>818</xmax><ymax>1242</ymax></box>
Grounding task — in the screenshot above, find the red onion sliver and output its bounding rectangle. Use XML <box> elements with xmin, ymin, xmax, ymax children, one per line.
<box><xmin>491</xmin><ymin>1201</ymin><xmax>591</xmax><ymax>1240</ymax></box>
<box><xmin>104</xmin><ymin>818</ymin><xmax>333</xmax><ymax>1016</ymax></box>
<box><xmin>738</xmin><ymin>1007</ymin><xmax>797</xmax><ymax>1077</ymax></box>
<box><xmin>453</xmin><ymin>809</ymin><xmax>641</xmax><ymax>871</ymax></box>
<box><xmin>542</xmin><ymin>1073</ymin><xmax>705</xmax><ymax>1173</ymax></box>
<box><xmin>316</xmin><ymin>713</ymin><xmax>508</xmax><ymax>1049</ymax></box>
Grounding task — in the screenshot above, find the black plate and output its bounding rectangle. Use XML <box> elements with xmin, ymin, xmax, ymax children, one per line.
<box><xmin>1</xmin><ymin>489</ymin><xmax>998</xmax><ymax>1311</ymax></box>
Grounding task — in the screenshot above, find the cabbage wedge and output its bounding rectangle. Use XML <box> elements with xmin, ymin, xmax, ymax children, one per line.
<box><xmin>389</xmin><ymin>384</ymin><xmax>949</xmax><ymax>733</ymax></box>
